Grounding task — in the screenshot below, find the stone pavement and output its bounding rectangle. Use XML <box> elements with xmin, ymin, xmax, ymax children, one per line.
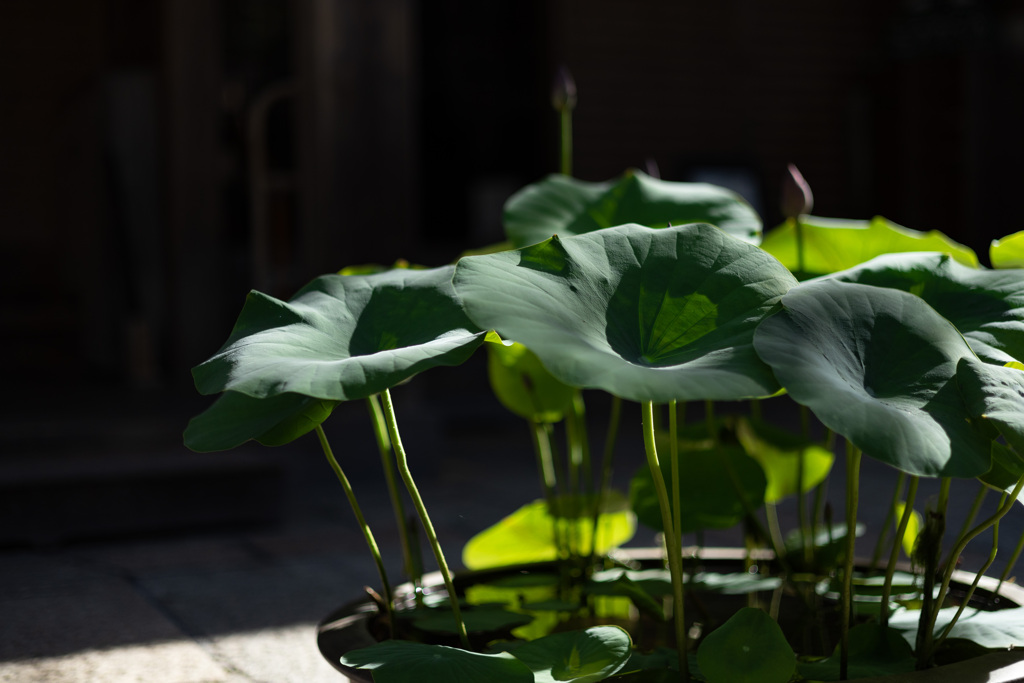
<box><xmin>2</xmin><ymin>385</ymin><xmax>1024</xmax><ymax>682</ymax></box>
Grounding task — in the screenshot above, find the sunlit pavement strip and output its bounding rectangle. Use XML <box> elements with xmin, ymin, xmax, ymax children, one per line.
<box><xmin>0</xmin><ymin>626</ymin><xmax>347</xmax><ymax>683</ymax></box>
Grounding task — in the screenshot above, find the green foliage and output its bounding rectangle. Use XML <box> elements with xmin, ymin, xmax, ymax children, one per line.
<box><xmin>796</xmin><ymin>623</ymin><xmax>916</xmax><ymax>680</ymax></box>
<box><xmin>734</xmin><ymin>416</ymin><xmax>833</xmax><ymax>503</ymax></box>
<box><xmin>760</xmin><ymin>215</ymin><xmax>977</xmax><ymax>278</ymax></box>
<box><xmin>753</xmin><ymin>279</ymin><xmax>992</xmax><ymax>477</ymax></box>
<box><xmin>990</xmin><ymin>231</ymin><xmax>1024</xmax><ymax>268</ymax></box>
<box><xmin>500</xmin><ymin>626</ymin><xmax>633</xmax><ymax>683</ymax></box>
<box><xmin>487</xmin><ymin>340</ymin><xmax>576</xmax><ymax>422</ymax></box>
<box><xmin>184</xmin><ymin>391</ymin><xmax>338</xmax><ymax>452</ymax></box>
<box><xmin>341</xmin><ymin>640</ymin><xmax>534</xmax><ymax>683</ymax></box>
<box><xmin>503</xmin><ymin>169</ymin><xmax>762</xmax><ymax>249</ymax></box>
<box><xmin>454</xmin><ymin>222</ymin><xmax>797</xmax><ymax>403</ymax></box>
<box><xmin>696</xmin><ymin>608</ymin><xmax>796</xmax><ymax>683</ymax></box>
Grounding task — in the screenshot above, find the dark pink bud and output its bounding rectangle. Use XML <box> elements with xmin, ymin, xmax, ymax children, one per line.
<box><xmin>551</xmin><ymin>65</ymin><xmax>577</xmax><ymax>112</ymax></box>
<box><xmin>781</xmin><ymin>163</ymin><xmax>814</xmax><ymax>219</ymax></box>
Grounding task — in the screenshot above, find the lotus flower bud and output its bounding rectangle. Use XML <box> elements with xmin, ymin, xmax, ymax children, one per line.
<box><xmin>781</xmin><ymin>163</ymin><xmax>814</xmax><ymax>219</ymax></box>
<box><xmin>551</xmin><ymin>65</ymin><xmax>577</xmax><ymax>112</ymax></box>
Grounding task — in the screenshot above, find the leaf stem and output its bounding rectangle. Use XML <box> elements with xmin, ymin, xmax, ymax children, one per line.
<box><xmin>870</xmin><ymin>472</ymin><xmax>906</xmax><ymax>570</ymax></box>
<box><xmin>840</xmin><ymin>441</ymin><xmax>862</xmax><ymax>682</ymax></box>
<box><xmin>315</xmin><ymin>424</ymin><xmax>394</xmax><ymax>631</ymax></box>
<box><xmin>642</xmin><ymin>401</ymin><xmax>688</xmax><ymax>679</ymax></box>
<box><xmin>379</xmin><ymin>389</ymin><xmax>470</xmax><ymax>649</ymax></box>
<box><xmin>588</xmin><ymin>395</ymin><xmax>622</xmax><ymax>566</ymax></box>
<box><xmin>996</xmin><ymin>525</ymin><xmax>1024</xmax><ymax>594</ymax></box>
<box><xmin>881</xmin><ymin>475</ymin><xmax>919</xmax><ymax>629</ymax></box>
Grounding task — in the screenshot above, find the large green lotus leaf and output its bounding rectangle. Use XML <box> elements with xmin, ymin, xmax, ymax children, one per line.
<box><xmin>991</xmin><ymin>231</ymin><xmax>1024</xmax><ymax>269</ymax></box>
<box><xmin>341</xmin><ymin>640</ymin><xmax>534</xmax><ymax>683</ymax></box>
<box><xmin>184</xmin><ymin>391</ymin><xmax>338</xmax><ymax>452</ymax></box>
<box><xmin>503</xmin><ymin>169</ymin><xmax>762</xmax><ymax>248</ymax></box>
<box><xmin>759</xmin><ymin>215</ymin><xmax>977</xmax><ymax>279</ymax></box>
<box><xmin>734</xmin><ymin>416</ymin><xmax>834</xmax><ymax>503</ymax></box>
<box><xmin>752</xmin><ymin>279</ymin><xmax>992</xmax><ymax>477</ymax></box>
<box><xmin>957</xmin><ymin>356</ymin><xmax>1024</xmax><ymax>454</ymax></box>
<box><xmin>504</xmin><ymin>626</ymin><xmax>632</xmax><ymax>683</ymax></box>
<box><xmin>696</xmin><ymin>607</ymin><xmax>795</xmax><ymax>683</ymax></box>
<box><xmin>796</xmin><ymin>623</ymin><xmax>915</xmax><ymax>681</ymax></box>
<box><xmin>825</xmin><ymin>252</ymin><xmax>1024</xmax><ymax>365</ymax></box>
<box><xmin>192</xmin><ymin>266</ymin><xmax>487</xmax><ymax>401</ymax></box>
<box><xmin>454</xmin><ymin>223</ymin><xmax>798</xmax><ymax>403</ymax></box>
<box><xmin>487</xmin><ymin>340</ymin><xmax>576</xmax><ymax>422</ymax></box>
<box><xmin>461</xmin><ymin>495</ymin><xmax>636</xmax><ymax>570</ymax></box>
<box><xmin>888</xmin><ymin>605</ymin><xmax>1024</xmax><ymax>649</ymax></box>
<box><xmin>629</xmin><ymin>435</ymin><xmax>767</xmax><ymax>533</ymax></box>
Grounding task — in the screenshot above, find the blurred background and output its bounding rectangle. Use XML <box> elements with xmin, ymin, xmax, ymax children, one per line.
<box><xmin>3</xmin><ymin>1</ymin><xmax>1024</xmax><ymax>679</ymax></box>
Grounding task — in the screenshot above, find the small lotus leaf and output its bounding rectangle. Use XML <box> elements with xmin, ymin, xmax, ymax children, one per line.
<box><xmin>753</xmin><ymin>279</ymin><xmax>992</xmax><ymax>477</ymax></box>
<box><xmin>735</xmin><ymin>416</ymin><xmax>834</xmax><ymax>503</ymax></box>
<box><xmin>184</xmin><ymin>391</ymin><xmax>338</xmax><ymax>452</ymax></box>
<box><xmin>629</xmin><ymin>435</ymin><xmax>767</xmax><ymax>533</ymax></box>
<box><xmin>461</xmin><ymin>495</ymin><xmax>636</xmax><ymax>570</ymax></box>
<box><xmin>454</xmin><ymin>223</ymin><xmax>797</xmax><ymax>403</ymax></box>
<box><xmin>192</xmin><ymin>265</ymin><xmax>487</xmax><ymax>401</ymax></box>
<box><xmin>504</xmin><ymin>626</ymin><xmax>633</xmax><ymax>683</ymax></box>
<box><xmin>759</xmin><ymin>215</ymin><xmax>977</xmax><ymax>278</ymax></box>
<box><xmin>696</xmin><ymin>607</ymin><xmax>795</xmax><ymax>683</ymax></box>
<box><xmin>503</xmin><ymin>169</ymin><xmax>761</xmax><ymax>248</ymax></box>
<box><xmin>826</xmin><ymin>252</ymin><xmax>1024</xmax><ymax>365</ymax></box>
<box><xmin>340</xmin><ymin>640</ymin><xmax>534</xmax><ymax>683</ymax></box>
<box><xmin>487</xmin><ymin>340</ymin><xmax>576</xmax><ymax>422</ymax></box>
<box><xmin>991</xmin><ymin>231</ymin><xmax>1024</xmax><ymax>269</ymax></box>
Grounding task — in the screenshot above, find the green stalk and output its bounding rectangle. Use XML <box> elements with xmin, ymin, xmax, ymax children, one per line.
<box><xmin>921</xmin><ymin>475</ymin><xmax>1024</xmax><ymax>666</ymax></box>
<box><xmin>559</xmin><ymin>107</ymin><xmax>573</xmax><ymax>176</ymax></box>
<box><xmin>797</xmin><ymin>405</ymin><xmax>812</xmax><ymax>564</ymax></box>
<box><xmin>795</xmin><ymin>216</ymin><xmax>806</xmax><ymax>276</ymax></box>
<box><xmin>670</xmin><ymin>400</ymin><xmax>682</xmax><ymax>570</ymax></box>
<box><xmin>588</xmin><ymin>395</ymin><xmax>622</xmax><ymax>566</ymax></box>
<box><xmin>870</xmin><ymin>472</ymin><xmax>906</xmax><ymax>570</ymax></box>
<box><xmin>379</xmin><ymin>389</ymin><xmax>470</xmax><ymax>649</ymax></box>
<box><xmin>642</xmin><ymin>401</ymin><xmax>688</xmax><ymax>679</ymax></box>
<box><xmin>881</xmin><ymin>476</ymin><xmax>919</xmax><ymax>629</ymax></box>
<box><xmin>997</xmin><ymin>526</ymin><xmax>1024</xmax><ymax>594</ymax></box>
<box><xmin>840</xmin><ymin>442</ymin><xmax>862</xmax><ymax>682</ymax></box>
<box><xmin>933</xmin><ymin>494</ymin><xmax>1005</xmax><ymax>653</ymax></box>
<box><xmin>315</xmin><ymin>425</ymin><xmax>394</xmax><ymax>630</ymax></box>
<box><xmin>367</xmin><ymin>395</ymin><xmax>420</xmax><ymax>598</ymax></box>
<box><xmin>955</xmin><ymin>483</ymin><xmax>989</xmax><ymax>544</ymax></box>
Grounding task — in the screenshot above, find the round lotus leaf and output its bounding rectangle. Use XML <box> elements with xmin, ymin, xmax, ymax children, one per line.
<box><xmin>504</xmin><ymin>626</ymin><xmax>633</xmax><ymax>683</ymax></box>
<box><xmin>991</xmin><ymin>231</ymin><xmax>1024</xmax><ymax>269</ymax></box>
<box><xmin>760</xmin><ymin>215</ymin><xmax>977</xmax><ymax>278</ymax></box>
<box><xmin>454</xmin><ymin>223</ymin><xmax>798</xmax><ymax>403</ymax></box>
<box><xmin>487</xmin><ymin>341</ymin><xmax>576</xmax><ymax>422</ymax></box>
<box><xmin>192</xmin><ymin>265</ymin><xmax>487</xmax><ymax>401</ymax></box>
<box><xmin>752</xmin><ymin>279</ymin><xmax>992</xmax><ymax>478</ymax></box>
<box><xmin>503</xmin><ymin>169</ymin><xmax>761</xmax><ymax>248</ymax></box>
<box><xmin>696</xmin><ymin>607</ymin><xmax>795</xmax><ymax>683</ymax></box>
<box><xmin>825</xmin><ymin>252</ymin><xmax>1024</xmax><ymax>365</ymax></box>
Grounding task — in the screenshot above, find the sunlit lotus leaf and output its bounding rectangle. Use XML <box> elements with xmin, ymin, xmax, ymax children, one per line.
<box><xmin>504</xmin><ymin>626</ymin><xmax>633</xmax><ymax>683</ymax></box>
<box><xmin>503</xmin><ymin>169</ymin><xmax>761</xmax><ymax>248</ymax></box>
<box><xmin>752</xmin><ymin>279</ymin><xmax>992</xmax><ymax>477</ymax></box>
<box><xmin>697</xmin><ymin>608</ymin><xmax>795</xmax><ymax>683</ymax></box>
<box><xmin>192</xmin><ymin>266</ymin><xmax>487</xmax><ymax>401</ymax></box>
<box><xmin>991</xmin><ymin>231</ymin><xmax>1024</xmax><ymax>269</ymax></box>
<box><xmin>893</xmin><ymin>501</ymin><xmax>923</xmax><ymax>559</ymax></box>
<box><xmin>184</xmin><ymin>391</ymin><xmax>338</xmax><ymax>452</ymax></box>
<box><xmin>487</xmin><ymin>340</ymin><xmax>576</xmax><ymax>423</ymax></box>
<box><xmin>734</xmin><ymin>417</ymin><xmax>834</xmax><ymax>503</ymax></box>
<box><xmin>341</xmin><ymin>640</ymin><xmax>533</xmax><ymax>683</ymax></box>
<box><xmin>461</xmin><ymin>495</ymin><xmax>636</xmax><ymax>570</ymax></box>
<box><xmin>825</xmin><ymin>252</ymin><xmax>1024</xmax><ymax>365</ymax></box>
<box><xmin>454</xmin><ymin>223</ymin><xmax>797</xmax><ymax>403</ymax></box>
<box><xmin>760</xmin><ymin>215</ymin><xmax>977</xmax><ymax>279</ymax></box>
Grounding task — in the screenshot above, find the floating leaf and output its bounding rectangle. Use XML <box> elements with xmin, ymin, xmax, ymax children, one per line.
<box><xmin>629</xmin><ymin>435</ymin><xmax>767</xmax><ymax>533</ymax></box>
<box><xmin>760</xmin><ymin>215</ymin><xmax>977</xmax><ymax>278</ymax></box>
<box><xmin>504</xmin><ymin>626</ymin><xmax>633</xmax><ymax>683</ymax></box>
<box><xmin>796</xmin><ymin>623</ymin><xmax>915</xmax><ymax>681</ymax></box>
<box><xmin>585</xmin><ymin>572</ymin><xmax>665</xmax><ymax>620</ymax></box>
<box><xmin>462</xmin><ymin>495</ymin><xmax>636</xmax><ymax>570</ymax></box>
<box><xmin>991</xmin><ymin>231</ymin><xmax>1024</xmax><ymax>269</ymax></box>
<box><xmin>193</xmin><ymin>266</ymin><xmax>487</xmax><ymax>401</ymax></box>
<box><xmin>341</xmin><ymin>640</ymin><xmax>534</xmax><ymax>683</ymax></box>
<box><xmin>735</xmin><ymin>416</ymin><xmax>834</xmax><ymax>503</ymax></box>
<box><xmin>888</xmin><ymin>605</ymin><xmax>1024</xmax><ymax>649</ymax></box>
<box><xmin>826</xmin><ymin>252</ymin><xmax>1024</xmax><ymax>365</ymax></box>
<box><xmin>503</xmin><ymin>170</ymin><xmax>761</xmax><ymax>248</ymax></box>
<box><xmin>454</xmin><ymin>223</ymin><xmax>797</xmax><ymax>403</ymax></box>
<box><xmin>409</xmin><ymin>603</ymin><xmax>534</xmax><ymax>635</ymax></box>
<box><xmin>696</xmin><ymin>607</ymin><xmax>795</xmax><ymax>683</ymax></box>
<box><xmin>487</xmin><ymin>340</ymin><xmax>576</xmax><ymax>422</ymax></box>
<box><xmin>753</xmin><ymin>279</ymin><xmax>992</xmax><ymax>477</ymax></box>
<box><xmin>184</xmin><ymin>391</ymin><xmax>338</xmax><ymax>451</ymax></box>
